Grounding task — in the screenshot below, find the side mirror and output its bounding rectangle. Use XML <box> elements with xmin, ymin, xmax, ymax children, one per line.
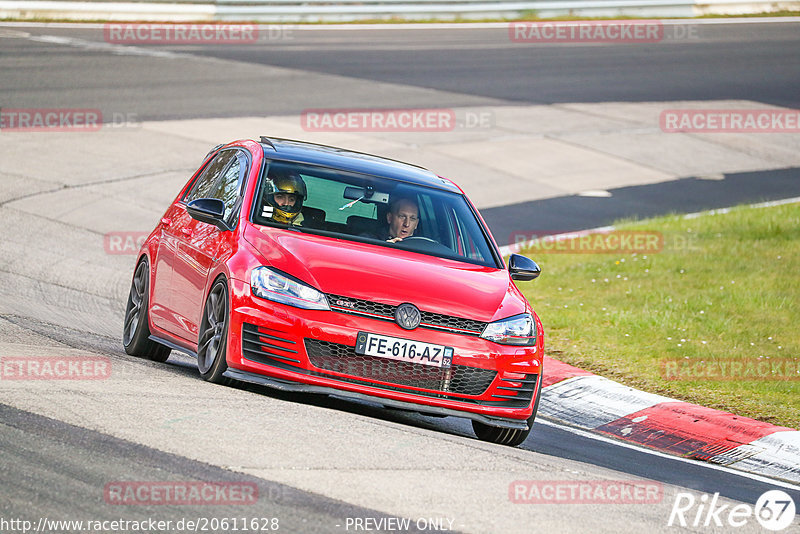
<box><xmin>186</xmin><ymin>198</ymin><xmax>227</xmax><ymax>229</ymax></box>
<box><xmin>509</xmin><ymin>254</ymin><xmax>541</xmax><ymax>281</ymax></box>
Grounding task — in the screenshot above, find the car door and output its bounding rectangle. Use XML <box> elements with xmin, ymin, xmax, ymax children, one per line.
<box><xmin>169</xmin><ymin>149</ymin><xmax>249</xmax><ymax>342</ymax></box>
<box><xmin>148</xmin><ymin>200</ymin><xmax>184</xmax><ymax>333</ymax></box>
<box><xmin>150</xmin><ymin>150</ymin><xmax>237</xmax><ymax>338</ymax></box>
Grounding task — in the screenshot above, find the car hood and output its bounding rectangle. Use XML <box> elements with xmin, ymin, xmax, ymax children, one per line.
<box><xmin>243</xmin><ymin>224</ymin><xmax>527</xmax><ymax>322</ymax></box>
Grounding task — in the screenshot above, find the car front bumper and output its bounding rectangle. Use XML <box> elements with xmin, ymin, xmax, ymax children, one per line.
<box><xmin>227</xmin><ymin>278</ymin><xmax>543</xmax><ymax>427</ymax></box>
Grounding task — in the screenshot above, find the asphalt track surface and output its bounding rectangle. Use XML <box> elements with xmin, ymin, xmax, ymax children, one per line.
<box><xmin>182</xmin><ymin>23</ymin><xmax>800</xmax><ymax>109</ymax></box>
<box><xmin>1</xmin><ymin>22</ymin><xmax>799</xmax><ymax>118</ymax></box>
<box><xmin>3</xmin><ymin>21</ymin><xmax>799</xmax><ymax>229</ymax></box>
<box><xmin>482</xmin><ymin>167</ymin><xmax>800</xmax><ymax>242</ymax></box>
<box><xmin>1</xmin><ymin>20</ymin><xmax>799</xmax><ymax>533</ymax></box>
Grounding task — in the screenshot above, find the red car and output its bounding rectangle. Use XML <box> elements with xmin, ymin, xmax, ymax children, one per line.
<box><xmin>123</xmin><ymin>137</ymin><xmax>544</xmax><ymax>446</ymax></box>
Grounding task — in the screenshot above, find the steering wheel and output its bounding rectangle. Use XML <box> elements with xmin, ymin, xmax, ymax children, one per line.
<box><xmin>395</xmin><ymin>236</ymin><xmax>452</xmax><ymax>254</ymax></box>
<box><xmin>401</xmin><ymin>236</ymin><xmax>437</xmax><ymax>243</ymax></box>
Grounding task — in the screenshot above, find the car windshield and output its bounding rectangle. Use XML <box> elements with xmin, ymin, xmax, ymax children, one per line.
<box><xmin>252</xmin><ymin>161</ymin><xmax>500</xmax><ymax>268</ymax></box>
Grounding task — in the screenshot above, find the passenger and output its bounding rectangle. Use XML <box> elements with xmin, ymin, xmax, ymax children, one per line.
<box><xmin>263</xmin><ymin>169</ymin><xmax>306</xmax><ymax>226</ymax></box>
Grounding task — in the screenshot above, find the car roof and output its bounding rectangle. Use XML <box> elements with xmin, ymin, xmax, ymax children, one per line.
<box><xmin>258</xmin><ymin>137</ymin><xmax>462</xmax><ymax>194</ymax></box>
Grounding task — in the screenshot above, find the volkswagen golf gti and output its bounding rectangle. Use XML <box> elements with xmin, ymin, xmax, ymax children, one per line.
<box><xmin>123</xmin><ymin>137</ymin><xmax>544</xmax><ymax>446</ymax></box>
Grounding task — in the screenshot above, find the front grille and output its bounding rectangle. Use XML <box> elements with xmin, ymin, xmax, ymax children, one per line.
<box><xmin>327</xmin><ymin>294</ymin><xmax>487</xmax><ymax>336</ymax></box>
<box><xmin>240</xmin><ymin>324</ymin><xmax>533</xmax><ymax>408</ymax></box>
<box><xmin>305</xmin><ymin>339</ymin><xmax>496</xmax><ymax>397</ymax></box>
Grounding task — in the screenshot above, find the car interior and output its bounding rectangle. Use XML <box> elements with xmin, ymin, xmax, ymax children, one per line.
<box><xmin>251</xmin><ymin>163</ymin><xmax>495</xmax><ymax>266</ymax></box>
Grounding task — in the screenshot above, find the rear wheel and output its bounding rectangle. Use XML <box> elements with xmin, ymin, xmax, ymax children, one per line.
<box><xmin>197</xmin><ymin>278</ymin><xmax>233</xmax><ymax>385</ymax></box>
<box><xmin>472</xmin><ymin>373</ymin><xmax>543</xmax><ymax>447</ymax></box>
<box><xmin>122</xmin><ymin>258</ymin><xmax>171</xmax><ymax>362</ymax></box>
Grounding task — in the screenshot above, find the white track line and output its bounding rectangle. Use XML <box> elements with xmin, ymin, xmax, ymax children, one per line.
<box><xmin>26</xmin><ymin>33</ymin><xmax>187</xmax><ymax>58</ymax></box>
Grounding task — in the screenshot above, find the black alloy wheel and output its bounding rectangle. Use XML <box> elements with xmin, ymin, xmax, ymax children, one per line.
<box><xmin>122</xmin><ymin>259</ymin><xmax>171</xmax><ymax>362</ymax></box>
<box><xmin>472</xmin><ymin>372</ymin><xmax>543</xmax><ymax>447</ymax></box>
<box><xmin>197</xmin><ymin>278</ymin><xmax>232</xmax><ymax>385</ymax></box>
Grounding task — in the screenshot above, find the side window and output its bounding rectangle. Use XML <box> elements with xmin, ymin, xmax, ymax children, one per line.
<box><xmin>219</xmin><ymin>154</ymin><xmax>246</xmax><ymax>221</ymax></box>
<box><xmin>185</xmin><ymin>151</ymin><xmax>235</xmax><ymax>203</ymax></box>
<box><xmin>417</xmin><ymin>194</ymin><xmax>439</xmax><ymax>242</ymax></box>
<box><xmin>184</xmin><ymin>150</ymin><xmax>248</xmax><ymax>223</ymax></box>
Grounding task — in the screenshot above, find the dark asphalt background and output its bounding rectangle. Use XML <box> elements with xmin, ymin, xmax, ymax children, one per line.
<box><xmin>4</xmin><ymin>310</ymin><xmax>800</xmax><ymax>526</ymax></box>
<box><xmin>483</xmin><ymin>168</ymin><xmax>800</xmax><ymax>244</ymax></box>
<box><xmin>2</xmin><ymin>23</ymin><xmax>799</xmax><ymax>116</ymax></box>
<box><xmin>3</xmin><ymin>22</ymin><xmax>797</xmax><ymax>243</ymax></box>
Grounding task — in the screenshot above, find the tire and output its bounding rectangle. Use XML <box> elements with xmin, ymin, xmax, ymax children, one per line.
<box><xmin>197</xmin><ymin>278</ymin><xmax>233</xmax><ymax>385</ymax></box>
<box><xmin>472</xmin><ymin>372</ymin><xmax>543</xmax><ymax>447</ymax></box>
<box><xmin>123</xmin><ymin>258</ymin><xmax>171</xmax><ymax>363</ymax></box>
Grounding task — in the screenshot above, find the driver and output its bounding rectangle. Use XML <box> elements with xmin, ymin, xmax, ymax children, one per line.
<box><xmin>263</xmin><ymin>168</ymin><xmax>306</xmax><ymax>226</ymax></box>
<box><xmin>382</xmin><ymin>196</ymin><xmax>419</xmax><ymax>243</ymax></box>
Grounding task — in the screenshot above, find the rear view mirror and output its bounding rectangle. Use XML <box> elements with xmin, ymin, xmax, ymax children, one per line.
<box><xmin>343</xmin><ymin>186</ymin><xmax>389</xmax><ymax>204</ymax></box>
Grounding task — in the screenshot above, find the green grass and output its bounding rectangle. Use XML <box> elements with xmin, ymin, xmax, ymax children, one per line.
<box><xmin>518</xmin><ymin>202</ymin><xmax>800</xmax><ymax>429</ymax></box>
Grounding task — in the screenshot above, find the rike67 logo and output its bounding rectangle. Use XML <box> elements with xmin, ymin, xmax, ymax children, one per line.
<box><xmin>668</xmin><ymin>490</ymin><xmax>796</xmax><ymax>531</ymax></box>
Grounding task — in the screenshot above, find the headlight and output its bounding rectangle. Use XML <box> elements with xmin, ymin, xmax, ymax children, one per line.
<box><xmin>480</xmin><ymin>313</ymin><xmax>536</xmax><ymax>346</ymax></box>
<box><xmin>250</xmin><ymin>267</ymin><xmax>329</xmax><ymax>310</ymax></box>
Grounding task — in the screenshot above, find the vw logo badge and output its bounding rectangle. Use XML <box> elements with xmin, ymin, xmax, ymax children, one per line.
<box><xmin>395</xmin><ymin>303</ymin><xmax>421</xmax><ymax>330</ymax></box>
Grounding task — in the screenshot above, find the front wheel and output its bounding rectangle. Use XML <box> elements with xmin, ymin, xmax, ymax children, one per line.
<box><xmin>122</xmin><ymin>258</ymin><xmax>171</xmax><ymax>362</ymax></box>
<box><xmin>472</xmin><ymin>373</ymin><xmax>543</xmax><ymax>447</ymax></box>
<box><xmin>197</xmin><ymin>278</ymin><xmax>232</xmax><ymax>385</ymax></box>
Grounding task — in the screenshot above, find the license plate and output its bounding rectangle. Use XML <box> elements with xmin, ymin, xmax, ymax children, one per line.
<box><xmin>355</xmin><ymin>332</ymin><xmax>453</xmax><ymax>368</ymax></box>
